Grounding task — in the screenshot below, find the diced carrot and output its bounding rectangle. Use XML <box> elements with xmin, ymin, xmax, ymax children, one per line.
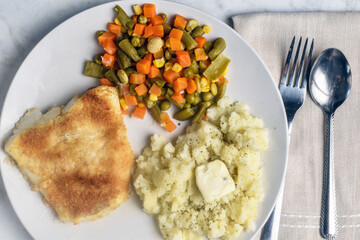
<box><xmin>130</xmin><ymin>73</ymin><xmax>146</xmax><ymax>84</ymax></box>
<box><xmin>153</xmin><ymin>49</ymin><xmax>164</xmax><ymax>59</ymax></box>
<box><xmin>98</xmin><ymin>32</ymin><xmax>116</xmax><ymax>45</ymax></box>
<box><xmin>144</xmin><ymin>52</ymin><xmax>153</xmax><ymax>62</ymax></box>
<box><xmin>202</xmin><ymin>114</ymin><xmax>208</xmax><ymax>121</ymax></box>
<box><xmin>152</xmin><ymin>25</ymin><xmax>164</xmax><ymax>37</ymax></box>
<box><xmin>131</xmin><ymin>15</ymin><xmax>138</xmax><ymax>23</ymax></box>
<box><xmin>122</xmin><ymin>84</ymin><xmax>131</xmax><ymax>95</ymax></box>
<box><xmin>148</xmin><ymin>83</ymin><xmax>162</xmax><ymax>96</ymax></box>
<box><xmin>164</xmin><ymin>120</ymin><xmax>177</xmax><ymax>132</ymax></box>
<box><xmin>135</xmin><ymin>84</ymin><xmax>148</xmax><ymax>96</ymax></box>
<box><xmin>194</xmin><ymin>48</ymin><xmax>207</xmax><ymax>61</ymax></box>
<box><xmin>136</xmin><ymin>58</ymin><xmax>152</xmax><ymax>74</ymax></box>
<box><xmin>186</xmin><ymin>79</ymin><xmax>197</xmax><ymax>94</ymax></box>
<box><xmin>195</xmin><ymin>36</ymin><xmax>206</xmax><ymax>48</ymax></box>
<box><xmin>150</xmin><ymin>15</ymin><xmax>164</xmax><ymax>25</ymax></box>
<box><xmin>107</xmin><ymin>23</ymin><xmax>121</xmax><ymax>35</ymax></box>
<box><xmin>144</xmin><ymin>24</ymin><xmax>153</xmax><ymax>38</ymax></box>
<box><xmin>173</xmin><ymin>78</ymin><xmax>188</xmax><ymax>92</ymax></box>
<box><xmin>102</xmin><ymin>53</ymin><xmax>115</xmax><ymax>67</ymax></box>
<box><xmin>102</xmin><ymin>40</ymin><xmax>117</xmax><ymax>55</ymax></box>
<box><xmin>171</xmin><ymin>92</ymin><xmax>185</xmax><ymax>103</ymax></box>
<box><xmin>158</xmin><ymin>95</ymin><xmax>166</xmax><ymax>101</ymax></box>
<box><xmin>133</xmin><ymin>23</ymin><xmax>146</xmax><ymax>35</ymax></box>
<box><xmin>169</xmin><ymin>38</ymin><xmax>182</xmax><ymax>51</ymax></box>
<box><xmin>132</xmin><ymin>106</ymin><xmax>146</xmax><ymax>119</ymax></box>
<box><xmin>143</xmin><ymin>4</ymin><xmax>156</xmax><ymax>18</ymax></box>
<box><xmin>99</xmin><ymin>78</ymin><xmax>114</xmax><ymax>86</ymax></box>
<box><xmin>160</xmin><ymin>112</ymin><xmax>170</xmax><ymax>124</ymax></box>
<box><xmin>121</xmin><ymin>106</ymin><xmax>130</xmax><ymax>115</ymax></box>
<box><xmin>174</xmin><ymin>14</ymin><xmax>188</xmax><ymax>29</ymax></box>
<box><xmin>124</xmin><ymin>95</ymin><xmax>138</xmax><ymax>106</ymax></box>
<box><xmin>169</xmin><ymin>28</ymin><xmax>183</xmax><ymax>40</ymax></box>
<box><xmin>176</xmin><ymin>51</ymin><xmax>191</xmax><ymax>67</ymax></box>
<box><xmin>163</xmin><ymin>69</ymin><xmax>181</xmax><ymax>84</ymax></box>
<box><xmin>148</xmin><ymin>65</ymin><xmax>160</xmax><ymax>78</ymax></box>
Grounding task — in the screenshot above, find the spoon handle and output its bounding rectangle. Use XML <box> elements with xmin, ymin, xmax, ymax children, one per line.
<box><xmin>320</xmin><ymin>112</ymin><xmax>338</xmax><ymax>239</ymax></box>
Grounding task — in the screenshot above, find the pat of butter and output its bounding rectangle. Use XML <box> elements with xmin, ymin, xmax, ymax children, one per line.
<box><xmin>195</xmin><ymin>160</ymin><xmax>235</xmax><ymax>202</ymax></box>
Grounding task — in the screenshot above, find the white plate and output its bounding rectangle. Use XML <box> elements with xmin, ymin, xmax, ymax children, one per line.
<box><xmin>0</xmin><ymin>1</ymin><xmax>288</xmax><ymax>239</ymax></box>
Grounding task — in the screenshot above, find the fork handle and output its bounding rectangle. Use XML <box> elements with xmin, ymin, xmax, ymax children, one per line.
<box><xmin>320</xmin><ymin>112</ymin><xmax>338</xmax><ymax>239</ymax></box>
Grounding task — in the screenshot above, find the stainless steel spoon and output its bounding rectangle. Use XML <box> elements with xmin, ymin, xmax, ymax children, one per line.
<box><xmin>309</xmin><ymin>48</ymin><xmax>351</xmax><ymax>240</ymax></box>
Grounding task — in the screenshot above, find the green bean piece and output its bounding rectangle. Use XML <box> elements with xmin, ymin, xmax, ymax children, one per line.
<box><xmin>116</xmin><ymin>35</ymin><xmax>124</xmax><ymax>45</ymax></box>
<box><xmin>145</xmin><ymin>80</ymin><xmax>152</xmax><ymax>88</ymax></box>
<box><xmin>199</xmin><ymin>60</ymin><xmax>208</xmax><ymax>73</ymax></box>
<box><xmin>137</xmin><ymin>45</ymin><xmax>149</xmax><ymax>58</ymax></box>
<box><xmin>163</xmin><ymin>23</ymin><xmax>172</xmax><ymax>35</ymax></box>
<box><xmin>183</xmin><ymin>68</ymin><xmax>194</xmax><ymax>78</ymax></box>
<box><xmin>194</xmin><ymin>75</ymin><xmax>202</xmax><ymax>94</ymax></box>
<box><xmin>165</xmin><ymin>89</ymin><xmax>184</xmax><ymax>109</ymax></box>
<box><xmin>138</xmin><ymin>15</ymin><xmax>148</xmax><ymax>24</ymax></box>
<box><xmin>131</xmin><ymin>36</ymin><xmax>141</xmax><ymax>47</ymax></box>
<box><xmin>96</xmin><ymin>30</ymin><xmax>106</xmax><ymax>38</ymax></box>
<box><xmin>105</xmin><ymin>69</ymin><xmax>121</xmax><ymax>85</ymax></box>
<box><xmin>121</xmin><ymin>26</ymin><xmax>127</xmax><ymax>34</ymax></box>
<box><xmin>160</xmin><ymin>101</ymin><xmax>171</xmax><ymax>111</ymax></box>
<box><xmin>203</xmin><ymin>41</ymin><xmax>213</xmax><ymax>53</ymax></box>
<box><xmin>189</xmin><ymin>60</ymin><xmax>199</xmax><ymax>74</ymax></box>
<box><xmin>129</xmin><ymin>84</ymin><xmax>138</xmax><ymax>95</ymax></box>
<box><xmin>139</xmin><ymin>37</ymin><xmax>147</xmax><ymax>47</ymax></box>
<box><xmin>183</xmin><ymin>103</ymin><xmax>192</xmax><ymax>109</ymax></box>
<box><xmin>193</xmin><ymin>102</ymin><xmax>211</xmax><ymax>123</ymax></box>
<box><xmin>186</xmin><ymin>94</ymin><xmax>195</xmax><ymax>104</ymax></box>
<box><xmin>117</xmin><ymin>48</ymin><xmax>132</xmax><ymax>69</ymax></box>
<box><xmin>202</xmin><ymin>92</ymin><xmax>213</xmax><ymax>102</ymax></box>
<box><xmin>124</xmin><ymin>67</ymin><xmax>137</xmax><ymax>77</ymax></box>
<box><xmin>144</xmin><ymin>96</ymin><xmax>156</xmax><ymax>109</ymax></box>
<box><xmin>210</xmin><ymin>82</ymin><xmax>218</xmax><ymax>96</ymax></box>
<box><xmin>193</xmin><ymin>94</ymin><xmax>201</xmax><ymax>105</ymax></box>
<box><xmin>165</xmin><ymin>49</ymin><xmax>172</xmax><ymax>60</ymax></box>
<box><xmin>179</xmin><ymin>28</ymin><xmax>198</xmax><ymax>50</ymax></box>
<box><xmin>94</xmin><ymin>54</ymin><xmax>102</xmax><ymax>65</ymax></box>
<box><xmin>118</xmin><ymin>39</ymin><xmax>141</xmax><ymax>62</ymax></box>
<box><xmin>117</xmin><ymin>84</ymin><xmax>123</xmax><ymax>96</ymax></box>
<box><xmin>208</xmin><ymin>38</ymin><xmax>226</xmax><ymax>61</ymax></box>
<box><xmin>215</xmin><ymin>79</ymin><xmax>227</xmax><ymax>102</ymax></box>
<box><xmin>161</xmin><ymin>88</ymin><xmax>166</xmax><ymax>96</ymax></box>
<box><xmin>117</xmin><ymin>69</ymin><xmax>129</xmax><ymax>84</ymax></box>
<box><xmin>148</xmin><ymin>103</ymin><xmax>162</xmax><ymax>123</ymax></box>
<box><xmin>174</xmin><ymin>108</ymin><xmax>195</xmax><ymax>121</ymax></box>
<box><xmin>190</xmin><ymin>26</ymin><xmax>205</xmax><ymax>38</ymax></box>
<box><xmin>203</xmin><ymin>54</ymin><xmax>231</xmax><ymax>80</ymax></box>
<box><xmin>114</xmin><ymin>5</ymin><xmax>135</xmax><ymax>30</ymax></box>
<box><xmin>160</xmin><ymin>13</ymin><xmax>167</xmax><ymax>22</ymax></box>
<box><xmin>84</xmin><ymin>61</ymin><xmax>105</xmax><ymax>78</ymax></box>
<box><xmin>185</xmin><ymin>19</ymin><xmax>199</xmax><ymax>32</ymax></box>
<box><xmin>153</xmin><ymin>78</ymin><xmax>166</xmax><ymax>88</ymax></box>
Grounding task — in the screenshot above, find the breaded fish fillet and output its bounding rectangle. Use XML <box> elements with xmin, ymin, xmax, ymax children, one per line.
<box><xmin>4</xmin><ymin>86</ymin><xmax>134</xmax><ymax>224</ymax></box>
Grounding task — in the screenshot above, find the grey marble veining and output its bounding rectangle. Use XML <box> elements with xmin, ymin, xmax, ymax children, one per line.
<box><xmin>0</xmin><ymin>0</ymin><xmax>359</xmax><ymax>239</ymax></box>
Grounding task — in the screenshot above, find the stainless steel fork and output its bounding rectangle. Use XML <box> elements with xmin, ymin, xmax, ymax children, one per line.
<box><xmin>260</xmin><ymin>36</ymin><xmax>314</xmax><ymax>240</ymax></box>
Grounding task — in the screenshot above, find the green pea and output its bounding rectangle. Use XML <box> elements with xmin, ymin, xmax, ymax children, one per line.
<box><xmin>202</xmin><ymin>92</ymin><xmax>213</xmax><ymax>102</ymax></box>
<box><xmin>117</xmin><ymin>69</ymin><xmax>129</xmax><ymax>84</ymax></box>
<box><xmin>131</xmin><ymin>36</ymin><xmax>141</xmax><ymax>47</ymax></box>
<box><xmin>139</xmin><ymin>37</ymin><xmax>147</xmax><ymax>47</ymax></box>
<box><xmin>165</xmin><ymin>49</ymin><xmax>172</xmax><ymax>60</ymax></box>
<box><xmin>193</xmin><ymin>95</ymin><xmax>201</xmax><ymax>105</ymax></box>
<box><xmin>163</xmin><ymin>23</ymin><xmax>172</xmax><ymax>35</ymax></box>
<box><xmin>185</xmin><ymin>94</ymin><xmax>195</xmax><ymax>104</ymax></box>
<box><xmin>129</xmin><ymin>84</ymin><xmax>137</xmax><ymax>95</ymax></box>
<box><xmin>183</xmin><ymin>68</ymin><xmax>194</xmax><ymax>78</ymax></box>
<box><xmin>138</xmin><ymin>15</ymin><xmax>148</xmax><ymax>24</ymax></box>
<box><xmin>94</xmin><ymin>54</ymin><xmax>102</xmax><ymax>65</ymax></box>
<box><xmin>160</xmin><ymin>13</ymin><xmax>167</xmax><ymax>22</ymax></box>
<box><xmin>183</xmin><ymin>103</ymin><xmax>191</xmax><ymax>109</ymax></box>
<box><xmin>160</xmin><ymin>101</ymin><xmax>171</xmax><ymax>111</ymax></box>
<box><xmin>96</xmin><ymin>30</ymin><xmax>106</xmax><ymax>38</ymax></box>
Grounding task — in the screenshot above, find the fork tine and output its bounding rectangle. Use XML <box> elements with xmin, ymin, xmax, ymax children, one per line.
<box><xmin>294</xmin><ymin>38</ymin><xmax>308</xmax><ymax>87</ymax></box>
<box><xmin>301</xmin><ymin>38</ymin><xmax>314</xmax><ymax>89</ymax></box>
<box><xmin>280</xmin><ymin>36</ymin><xmax>295</xmax><ymax>86</ymax></box>
<box><xmin>288</xmin><ymin>37</ymin><xmax>302</xmax><ymax>86</ymax></box>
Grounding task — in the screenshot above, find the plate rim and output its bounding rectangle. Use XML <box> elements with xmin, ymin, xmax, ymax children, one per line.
<box><xmin>0</xmin><ymin>0</ymin><xmax>289</xmax><ymax>239</ymax></box>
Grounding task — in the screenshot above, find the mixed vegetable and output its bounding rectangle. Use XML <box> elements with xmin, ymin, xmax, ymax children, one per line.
<box><xmin>84</xmin><ymin>3</ymin><xmax>230</xmax><ymax>132</ymax></box>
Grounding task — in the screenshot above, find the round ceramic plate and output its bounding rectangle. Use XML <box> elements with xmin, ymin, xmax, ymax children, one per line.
<box><xmin>0</xmin><ymin>1</ymin><xmax>288</xmax><ymax>239</ymax></box>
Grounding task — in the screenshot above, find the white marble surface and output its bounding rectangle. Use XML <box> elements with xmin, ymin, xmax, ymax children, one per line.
<box><xmin>0</xmin><ymin>0</ymin><xmax>359</xmax><ymax>239</ymax></box>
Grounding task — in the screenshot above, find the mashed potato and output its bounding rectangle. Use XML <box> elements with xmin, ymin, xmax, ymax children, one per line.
<box><xmin>133</xmin><ymin>96</ymin><xmax>268</xmax><ymax>240</ymax></box>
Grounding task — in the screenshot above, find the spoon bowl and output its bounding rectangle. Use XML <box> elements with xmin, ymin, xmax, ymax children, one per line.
<box><xmin>309</xmin><ymin>48</ymin><xmax>351</xmax><ymax>240</ymax></box>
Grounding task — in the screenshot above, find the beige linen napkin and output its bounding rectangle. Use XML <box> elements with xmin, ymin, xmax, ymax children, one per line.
<box><xmin>233</xmin><ymin>12</ymin><xmax>360</xmax><ymax>240</ymax></box>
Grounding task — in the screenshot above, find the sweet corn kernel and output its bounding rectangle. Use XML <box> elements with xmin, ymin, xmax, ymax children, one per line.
<box><xmin>172</xmin><ymin>63</ymin><xmax>183</xmax><ymax>73</ymax></box>
<box><xmin>203</xmin><ymin>25</ymin><xmax>211</xmax><ymax>33</ymax></box>
<box><xmin>138</xmin><ymin>103</ymin><xmax>145</xmax><ymax>107</ymax></box>
<box><xmin>149</xmin><ymin>93</ymin><xmax>158</xmax><ymax>102</ymax></box>
<box><xmin>210</xmin><ymin>83</ymin><xmax>218</xmax><ymax>96</ymax></box>
<box><xmin>114</xmin><ymin>17</ymin><xmax>121</xmax><ymax>26</ymax></box>
<box><xmin>223</xmin><ymin>68</ymin><xmax>228</xmax><ymax>76</ymax></box>
<box><xmin>211</xmin><ymin>79</ymin><xmax>219</xmax><ymax>83</ymax></box>
<box><xmin>164</xmin><ymin>62</ymin><xmax>173</xmax><ymax>71</ymax></box>
<box><xmin>165</xmin><ymin>38</ymin><xmax>171</xmax><ymax>48</ymax></box>
<box><xmin>127</xmin><ymin>29</ymin><xmax>133</xmax><ymax>36</ymax></box>
<box><xmin>153</xmin><ymin>57</ymin><xmax>165</xmax><ymax>68</ymax></box>
<box><xmin>120</xmin><ymin>99</ymin><xmax>128</xmax><ymax>110</ymax></box>
<box><xmin>200</xmin><ymin>77</ymin><xmax>210</xmax><ymax>92</ymax></box>
<box><xmin>133</xmin><ymin>4</ymin><xmax>143</xmax><ymax>15</ymax></box>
